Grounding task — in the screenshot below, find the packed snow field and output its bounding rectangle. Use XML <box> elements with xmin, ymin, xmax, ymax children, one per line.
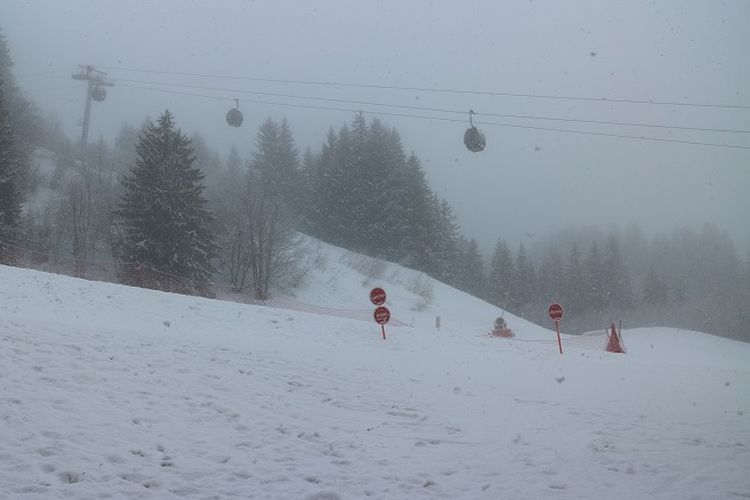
<box><xmin>1</xmin><ymin>244</ymin><xmax>749</xmax><ymax>499</ymax></box>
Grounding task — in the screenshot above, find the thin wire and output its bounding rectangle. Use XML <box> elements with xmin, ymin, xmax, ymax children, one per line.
<box><xmin>17</xmin><ymin>68</ymin><xmax>77</xmax><ymax>79</ymax></box>
<box><xmin>23</xmin><ymin>85</ymin><xmax>81</xmax><ymax>92</ymax></box>
<box><xmin>117</xmin><ymin>83</ymin><xmax>750</xmax><ymax>150</ymax></box>
<box><xmin>100</xmin><ymin>65</ymin><xmax>750</xmax><ymax>111</ymax></box>
<box><xmin>114</xmin><ymin>78</ymin><xmax>750</xmax><ymax>135</ymax></box>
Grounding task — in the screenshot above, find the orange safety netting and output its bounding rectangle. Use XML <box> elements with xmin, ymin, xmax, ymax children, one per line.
<box><xmin>512</xmin><ymin>328</ymin><xmax>626</xmax><ymax>353</ymax></box>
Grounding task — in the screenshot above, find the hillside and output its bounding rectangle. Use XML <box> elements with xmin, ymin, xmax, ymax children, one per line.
<box><xmin>1</xmin><ymin>242</ymin><xmax>749</xmax><ymax>499</ymax></box>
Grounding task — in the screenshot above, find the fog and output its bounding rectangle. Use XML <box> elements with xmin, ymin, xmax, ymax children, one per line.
<box><xmin>3</xmin><ymin>0</ymin><xmax>748</xmax><ymax>254</ymax></box>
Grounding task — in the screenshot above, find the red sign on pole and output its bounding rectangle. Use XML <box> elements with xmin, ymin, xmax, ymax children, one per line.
<box><xmin>374</xmin><ymin>306</ymin><xmax>391</xmax><ymax>325</ymax></box>
<box><xmin>548</xmin><ymin>303</ymin><xmax>564</xmax><ymax>355</ymax></box>
<box><xmin>374</xmin><ymin>306</ymin><xmax>390</xmax><ymax>340</ymax></box>
<box><xmin>370</xmin><ymin>287</ymin><xmax>386</xmax><ymax>306</ymax></box>
<box><xmin>548</xmin><ymin>303</ymin><xmax>564</xmax><ymax>321</ymax></box>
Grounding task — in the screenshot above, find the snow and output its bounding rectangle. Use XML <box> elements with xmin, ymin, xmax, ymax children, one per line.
<box><xmin>1</xmin><ymin>241</ymin><xmax>749</xmax><ymax>499</ymax></box>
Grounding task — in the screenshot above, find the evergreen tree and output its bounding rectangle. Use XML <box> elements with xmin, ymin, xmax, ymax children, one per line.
<box><xmin>455</xmin><ymin>238</ymin><xmax>485</xmax><ymax>297</ymax></box>
<box><xmin>564</xmin><ymin>243</ymin><xmax>586</xmax><ymax>313</ymax></box>
<box><xmin>226</xmin><ymin>145</ymin><xmax>242</xmax><ymax>174</ymax></box>
<box><xmin>0</xmin><ymin>29</ymin><xmax>38</xmax><ymax>193</ymax></box>
<box><xmin>538</xmin><ymin>247</ymin><xmax>564</xmax><ymax>303</ymax></box>
<box><xmin>512</xmin><ymin>243</ymin><xmax>537</xmax><ymax>309</ymax></box>
<box><xmin>642</xmin><ymin>267</ymin><xmax>668</xmax><ymax>306</ymax></box>
<box><xmin>276</xmin><ymin>118</ymin><xmax>302</xmax><ymax>217</ymax></box>
<box><xmin>429</xmin><ymin>197</ymin><xmax>461</xmax><ymax>284</ymax></box>
<box><xmin>114</xmin><ymin>110</ymin><xmax>215</xmax><ymax>281</ymax></box>
<box><xmin>397</xmin><ymin>153</ymin><xmax>436</xmax><ymax>269</ymax></box>
<box><xmin>603</xmin><ymin>233</ymin><xmax>634</xmax><ymax>307</ymax></box>
<box><xmin>0</xmin><ymin>78</ymin><xmax>21</xmax><ymax>246</ymax></box>
<box><xmin>583</xmin><ymin>241</ymin><xmax>605</xmax><ymax>311</ymax></box>
<box><xmin>306</xmin><ymin>126</ymin><xmax>353</xmax><ymax>246</ymax></box>
<box><xmin>488</xmin><ymin>237</ymin><xmax>514</xmax><ymax>307</ymax></box>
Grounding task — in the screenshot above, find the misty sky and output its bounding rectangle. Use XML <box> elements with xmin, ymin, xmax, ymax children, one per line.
<box><xmin>2</xmin><ymin>0</ymin><xmax>749</xmax><ymax>255</ymax></box>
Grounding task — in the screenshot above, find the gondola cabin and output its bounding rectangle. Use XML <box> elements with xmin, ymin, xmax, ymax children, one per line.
<box><xmin>91</xmin><ymin>85</ymin><xmax>107</xmax><ymax>102</ymax></box>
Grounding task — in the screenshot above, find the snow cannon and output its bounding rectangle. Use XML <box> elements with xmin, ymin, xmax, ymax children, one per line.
<box><xmin>489</xmin><ymin>316</ymin><xmax>514</xmax><ymax>338</ymax></box>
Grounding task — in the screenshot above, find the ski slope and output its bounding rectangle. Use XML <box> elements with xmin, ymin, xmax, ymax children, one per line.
<box><xmin>1</xmin><ymin>242</ymin><xmax>749</xmax><ymax>499</ymax></box>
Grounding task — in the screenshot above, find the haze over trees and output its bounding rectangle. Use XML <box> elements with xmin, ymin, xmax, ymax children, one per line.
<box><xmin>1</xmin><ymin>26</ymin><xmax>748</xmax><ymax>342</ymax></box>
<box><xmin>0</xmin><ymin>77</ymin><xmax>22</xmax><ymax>246</ymax></box>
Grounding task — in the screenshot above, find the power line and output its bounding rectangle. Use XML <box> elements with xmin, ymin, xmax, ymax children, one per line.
<box><xmin>100</xmin><ymin>65</ymin><xmax>750</xmax><ymax>111</ymax></box>
<box><xmin>116</xmin><ymin>83</ymin><xmax>750</xmax><ymax>151</ymax></box>
<box><xmin>113</xmin><ymin>77</ymin><xmax>750</xmax><ymax>135</ymax></box>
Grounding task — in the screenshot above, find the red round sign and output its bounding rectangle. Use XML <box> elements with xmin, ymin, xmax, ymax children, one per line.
<box><xmin>374</xmin><ymin>306</ymin><xmax>391</xmax><ymax>325</ymax></box>
<box><xmin>370</xmin><ymin>287</ymin><xmax>386</xmax><ymax>306</ymax></box>
<box><xmin>548</xmin><ymin>303</ymin><xmax>564</xmax><ymax>321</ymax></box>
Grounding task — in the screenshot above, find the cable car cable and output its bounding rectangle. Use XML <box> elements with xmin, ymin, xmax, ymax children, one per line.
<box><xmin>115</xmin><ymin>83</ymin><xmax>750</xmax><ymax>150</ymax></box>
<box><xmin>112</xmin><ymin>77</ymin><xmax>750</xmax><ymax>135</ymax></box>
<box><xmin>99</xmin><ymin>65</ymin><xmax>750</xmax><ymax>111</ymax></box>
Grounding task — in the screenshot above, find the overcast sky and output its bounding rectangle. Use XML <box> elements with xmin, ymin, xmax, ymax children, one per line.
<box><xmin>3</xmin><ymin>0</ymin><xmax>749</xmax><ymax>256</ymax></box>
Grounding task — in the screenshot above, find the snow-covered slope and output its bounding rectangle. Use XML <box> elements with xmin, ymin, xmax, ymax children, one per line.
<box><xmin>1</xmin><ymin>245</ymin><xmax>749</xmax><ymax>499</ymax></box>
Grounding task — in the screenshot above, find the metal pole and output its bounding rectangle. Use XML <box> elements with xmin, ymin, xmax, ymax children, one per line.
<box><xmin>81</xmin><ymin>76</ymin><xmax>92</xmax><ymax>154</ymax></box>
<box><xmin>555</xmin><ymin>320</ymin><xmax>563</xmax><ymax>355</ymax></box>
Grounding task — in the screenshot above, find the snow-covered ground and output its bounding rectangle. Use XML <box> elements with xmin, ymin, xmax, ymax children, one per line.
<box><xmin>1</xmin><ymin>241</ymin><xmax>749</xmax><ymax>499</ymax></box>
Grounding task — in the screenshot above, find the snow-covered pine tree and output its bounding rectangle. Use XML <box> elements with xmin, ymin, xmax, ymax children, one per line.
<box><xmin>396</xmin><ymin>153</ymin><xmax>436</xmax><ymax>269</ymax></box>
<box><xmin>0</xmin><ymin>78</ymin><xmax>22</xmax><ymax>247</ymax></box>
<box><xmin>428</xmin><ymin>197</ymin><xmax>461</xmax><ymax>285</ymax></box>
<box><xmin>114</xmin><ymin>110</ymin><xmax>215</xmax><ymax>282</ymax></box>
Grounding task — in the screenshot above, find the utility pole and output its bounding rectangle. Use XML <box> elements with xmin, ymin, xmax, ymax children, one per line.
<box><xmin>72</xmin><ymin>65</ymin><xmax>114</xmax><ymax>156</ymax></box>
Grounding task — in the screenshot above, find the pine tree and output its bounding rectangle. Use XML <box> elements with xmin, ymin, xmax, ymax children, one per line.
<box><xmin>226</xmin><ymin>145</ymin><xmax>242</xmax><ymax>175</ymax></box>
<box><xmin>512</xmin><ymin>243</ymin><xmax>536</xmax><ymax>309</ymax></box>
<box><xmin>603</xmin><ymin>233</ymin><xmax>634</xmax><ymax>307</ymax></box>
<box><xmin>565</xmin><ymin>243</ymin><xmax>586</xmax><ymax>313</ymax></box>
<box><xmin>306</xmin><ymin>126</ymin><xmax>352</xmax><ymax>247</ymax></box>
<box><xmin>583</xmin><ymin>241</ymin><xmax>605</xmax><ymax>311</ymax></box>
<box><xmin>538</xmin><ymin>247</ymin><xmax>564</xmax><ymax>303</ymax></box>
<box><xmin>114</xmin><ymin>110</ymin><xmax>215</xmax><ymax>282</ymax></box>
<box><xmin>642</xmin><ymin>267</ymin><xmax>668</xmax><ymax>306</ymax></box>
<box><xmin>397</xmin><ymin>153</ymin><xmax>436</xmax><ymax>269</ymax></box>
<box><xmin>0</xmin><ymin>78</ymin><xmax>22</xmax><ymax>246</ymax></box>
<box><xmin>455</xmin><ymin>238</ymin><xmax>486</xmax><ymax>297</ymax></box>
<box><xmin>428</xmin><ymin>197</ymin><xmax>461</xmax><ymax>284</ymax></box>
<box><xmin>276</xmin><ymin>118</ymin><xmax>301</xmax><ymax>213</ymax></box>
<box><xmin>488</xmin><ymin>238</ymin><xmax>513</xmax><ymax>306</ymax></box>
<box><xmin>0</xmin><ymin>30</ymin><xmax>37</xmax><ymax>192</ymax></box>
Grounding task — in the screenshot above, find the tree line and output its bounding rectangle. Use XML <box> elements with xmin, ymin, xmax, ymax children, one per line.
<box><xmin>1</xmin><ymin>28</ymin><xmax>748</xmax><ymax>341</ymax></box>
<box><xmin>461</xmin><ymin>225</ymin><xmax>750</xmax><ymax>342</ymax></box>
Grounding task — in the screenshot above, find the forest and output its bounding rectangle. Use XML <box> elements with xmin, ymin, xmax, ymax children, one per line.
<box><xmin>1</xmin><ymin>29</ymin><xmax>749</xmax><ymax>342</ymax></box>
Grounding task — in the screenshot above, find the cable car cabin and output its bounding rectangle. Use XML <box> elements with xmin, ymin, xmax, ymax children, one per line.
<box><xmin>464</xmin><ymin>125</ymin><xmax>486</xmax><ymax>152</ymax></box>
<box><xmin>91</xmin><ymin>85</ymin><xmax>106</xmax><ymax>102</ymax></box>
<box><xmin>226</xmin><ymin>108</ymin><xmax>243</xmax><ymax>127</ymax></box>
